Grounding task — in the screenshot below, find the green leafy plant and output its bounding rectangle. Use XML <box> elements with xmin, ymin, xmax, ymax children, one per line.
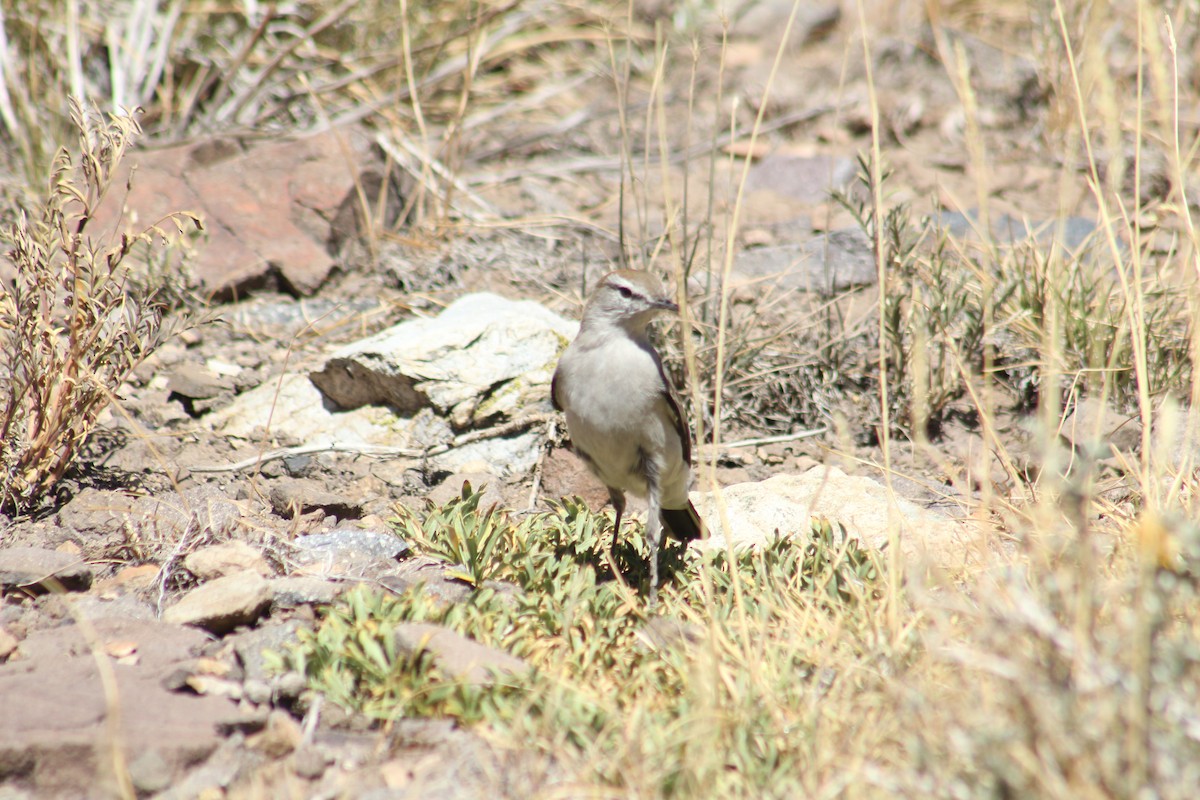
<box><xmin>0</xmin><ymin>99</ymin><xmax>200</xmax><ymax>514</ymax></box>
<box><xmin>276</xmin><ymin>486</ymin><xmax>892</xmax><ymax>796</ymax></box>
<box><xmin>390</xmin><ymin>480</ymin><xmax>514</xmax><ymax>587</ymax></box>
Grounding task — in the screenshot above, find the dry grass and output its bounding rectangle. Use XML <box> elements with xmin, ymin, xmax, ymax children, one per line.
<box><xmin>0</xmin><ymin>99</ymin><xmax>200</xmax><ymax>514</ymax></box>
<box><xmin>3</xmin><ymin>0</ymin><xmax>1200</xmax><ymax>797</ymax></box>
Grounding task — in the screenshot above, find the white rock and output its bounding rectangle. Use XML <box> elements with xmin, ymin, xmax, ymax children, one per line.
<box><xmin>207</xmin><ymin>295</ymin><xmax>575</xmax><ymax>478</ymax></box>
<box><xmin>693</xmin><ymin>465</ymin><xmax>981</xmax><ymax>568</ymax></box>
<box><xmin>206</xmin><ymin>373</ymin><xmax>402</xmax><ymax>447</ymax></box>
<box><xmin>311</xmin><ymin>292</ymin><xmax>577</xmax><ymax>427</ymax></box>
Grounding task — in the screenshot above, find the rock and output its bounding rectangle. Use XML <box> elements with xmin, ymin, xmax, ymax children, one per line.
<box><xmin>270</xmin><ymin>576</ymin><xmax>342</xmax><ymax>609</ymax></box>
<box><xmin>744</xmin><ymin>153</ymin><xmax>855</xmax><ymax>204</ymax></box>
<box><xmin>0</xmin><ymin>547</ymin><xmax>93</xmax><ymax>594</ymax></box>
<box><xmin>110</xmin><ymin>563</ymin><xmax>162</xmax><ymax>590</ymax></box>
<box><xmin>57</xmin><ymin>593</ymin><xmax>156</xmax><ymax>623</ymax></box>
<box><xmin>392</xmin><ymin>622</ymin><xmax>529</xmax><ymax>684</ymax></box>
<box><xmin>291</xmin><ymin>527</ymin><xmax>408</xmax><ymax>577</ymax></box>
<box><xmin>54</xmin><ymin>488</ymin><xmax>140</xmax><ymax>540</ymax></box>
<box><xmin>91</xmin><ymin>128</ymin><xmax>395</xmax><ymax>297</ymax></box>
<box><xmin>539</xmin><ymin>447</ymin><xmax>611</xmax><ymax>511</ymax></box>
<box><xmin>0</xmin><ymin>626</ymin><xmax>17</xmax><ymax>661</ymax></box>
<box><xmin>162</xmin><ymin>656</ymin><xmax>245</xmax><ymax>699</ymax></box>
<box><xmin>126</xmin><ymin>486</ymin><xmax>246</xmax><ymax>543</ymax></box>
<box><xmin>243</xmin><ymin>679</ymin><xmax>273</xmax><ymax>706</ymax></box>
<box><xmin>938</xmin><ymin>209</ymin><xmax>1100</xmax><ymax>253</ymax></box>
<box><xmin>228</xmin><ymin>619</ymin><xmax>310</xmax><ymax>683</ymax></box>
<box><xmin>292</xmin><ymin>745</ymin><xmax>331</xmax><ymax>780</ymax></box>
<box><xmin>425</xmin><ymin>474</ymin><xmax>505</xmax><ymax>509</ymax></box>
<box><xmin>167</xmin><ymin>363</ymin><xmax>235</xmax><ymax>417</ymax></box>
<box><xmin>0</xmin><ymin>618</ymin><xmax>236</xmax><ymax>798</ymax></box>
<box><xmin>378</xmin><ymin>556</ymin><xmax>522</xmax><ymax>607</ymax></box>
<box><xmin>732</xmin><ymin>0</ymin><xmax>842</xmax><ymax>48</ymax></box>
<box><xmin>224</xmin><ymin>296</ymin><xmax>389</xmax><ymax>341</ymax></box>
<box><xmin>128</xmin><ymin>748</ymin><xmax>174</xmax><ymax>794</ymax></box>
<box><xmin>273</xmin><ymin>671</ymin><xmax>309</xmax><ymax>702</ymax></box>
<box><xmin>206</xmin><ymin>372</ymin><xmax>399</xmax><ymax>446</ymax></box>
<box><xmin>162</xmin><ymin>571</ymin><xmax>273</xmax><ymax>634</ymax></box>
<box><xmin>214</xmin><ymin>707</ymin><xmax>271</xmax><ymax>736</ymax></box>
<box><xmin>309</xmin><ymin>292</ymin><xmax>575</xmax><ymax>428</ymax></box>
<box><xmin>269</xmin><ymin>479</ymin><xmax>362</xmax><ymax>520</ymax></box>
<box><xmin>1060</xmin><ymin>396</ymin><xmax>1141</xmax><ymax>457</ymax></box>
<box><xmin>149</xmin><ymin>735</ymin><xmax>246</xmax><ymax>800</ymax></box>
<box><xmin>185</xmin><ymin>541</ymin><xmax>272</xmax><ymax>580</ymax></box>
<box><xmin>736</xmin><ymin>227</ymin><xmax>877</xmax><ymax>294</ymax></box>
<box><xmin>692</xmin><ymin>465</ymin><xmax>981</xmax><ymax>568</ymax></box>
<box><xmin>247</xmin><ymin>710</ymin><xmax>304</xmax><ymax>758</ymax></box>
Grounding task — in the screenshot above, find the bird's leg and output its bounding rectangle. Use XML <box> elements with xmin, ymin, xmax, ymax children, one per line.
<box><xmin>642</xmin><ymin>455</ymin><xmax>662</xmax><ymax>609</ymax></box>
<box><xmin>646</xmin><ymin>489</ymin><xmax>662</xmax><ymax>609</ymax></box>
<box><xmin>607</xmin><ymin>487</ymin><xmax>626</xmax><ymax>577</ymax></box>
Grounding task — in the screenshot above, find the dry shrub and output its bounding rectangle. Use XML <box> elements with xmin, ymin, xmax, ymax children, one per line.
<box><xmin>0</xmin><ymin>99</ymin><xmax>200</xmax><ymax>515</ymax></box>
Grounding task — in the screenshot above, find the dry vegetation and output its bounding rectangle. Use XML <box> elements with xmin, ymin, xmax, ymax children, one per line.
<box><xmin>3</xmin><ymin>0</ymin><xmax>1200</xmax><ymax>797</ymax></box>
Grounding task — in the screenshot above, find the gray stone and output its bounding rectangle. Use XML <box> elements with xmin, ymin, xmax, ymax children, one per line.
<box><xmin>269</xmin><ymin>479</ymin><xmax>362</xmax><ymax>520</ymax></box>
<box><xmin>273</xmin><ymin>671</ymin><xmax>309</xmax><ymax>702</ymax></box>
<box><xmin>737</xmin><ymin>227</ymin><xmax>877</xmax><ymax>294</ymax></box>
<box><xmin>938</xmin><ymin>209</ymin><xmax>1099</xmax><ymax>252</ymax></box>
<box><xmin>224</xmin><ymin>297</ymin><xmax>387</xmax><ymax>341</ymax></box>
<box><xmin>55</xmin><ymin>488</ymin><xmax>140</xmax><ymax>539</ymax></box>
<box><xmin>291</xmin><ymin>746</ymin><xmax>331</xmax><ymax>780</ymax></box>
<box><xmin>291</xmin><ymin>527</ymin><xmax>408</xmax><ymax>576</ymax></box>
<box><xmin>247</xmin><ymin>709</ymin><xmax>303</xmax><ymax>758</ymax></box>
<box><xmin>58</xmin><ymin>593</ymin><xmax>155</xmax><ymax>623</ymax></box>
<box><xmin>127</xmin><ymin>486</ymin><xmax>245</xmax><ymax>543</ymax></box>
<box><xmin>150</xmin><ymin>735</ymin><xmax>246</xmax><ymax>800</ymax></box>
<box><xmin>162</xmin><ymin>571</ymin><xmax>273</xmax><ymax>634</ymax></box>
<box><xmin>228</xmin><ymin>619</ymin><xmax>310</xmax><ymax>683</ymax></box>
<box><xmin>425</xmin><ymin>474</ymin><xmax>505</xmax><ymax>509</ymax></box>
<box><xmin>745</xmin><ymin>153</ymin><xmax>855</xmax><ymax>204</ymax></box>
<box><xmin>185</xmin><ymin>541</ymin><xmax>272</xmax><ymax>580</ymax></box>
<box><xmin>270</xmin><ymin>576</ymin><xmax>342</xmax><ymax>609</ymax></box>
<box><xmin>128</xmin><ymin>748</ymin><xmax>173</xmax><ymax>794</ymax></box>
<box><xmin>732</xmin><ymin>0</ymin><xmax>841</xmax><ymax>47</ymax></box>
<box><xmin>215</xmin><ymin>707</ymin><xmax>271</xmax><ymax>735</ymax></box>
<box><xmin>243</xmin><ymin>678</ymin><xmax>273</xmax><ymax>705</ymax></box>
<box><xmin>0</xmin><ymin>547</ymin><xmax>93</xmax><ymax>594</ymax></box>
<box><xmin>167</xmin><ymin>363</ymin><xmax>235</xmax><ymax>416</ymax></box>
<box><xmin>1061</xmin><ymin>396</ymin><xmax>1142</xmax><ymax>458</ymax></box>
<box><xmin>392</xmin><ymin>622</ymin><xmax>529</xmax><ymax>684</ymax></box>
<box><xmin>205</xmin><ymin>294</ymin><xmax>572</xmax><ymax>479</ymax></box>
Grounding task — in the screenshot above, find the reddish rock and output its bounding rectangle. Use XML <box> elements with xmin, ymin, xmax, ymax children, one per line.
<box><xmin>92</xmin><ymin>127</ymin><xmax>393</xmax><ymax>298</ymax></box>
<box><xmin>0</xmin><ymin>618</ymin><xmax>236</xmax><ymax>797</ymax></box>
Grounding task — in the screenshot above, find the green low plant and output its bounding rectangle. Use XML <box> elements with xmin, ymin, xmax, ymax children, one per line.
<box><xmin>390</xmin><ymin>480</ymin><xmax>513</xmax><ymax>587</ymax></box>
<box><xmin>273</xmin><ymin>487</ymin><xmax>891</xmax><ymax>795</ymax></box>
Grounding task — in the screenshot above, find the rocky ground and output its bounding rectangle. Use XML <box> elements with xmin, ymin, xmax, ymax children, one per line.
<box><xmin>0</xmin><ymin>2</ymin><xmax>1158</xmax><ymax>797</ymax></box>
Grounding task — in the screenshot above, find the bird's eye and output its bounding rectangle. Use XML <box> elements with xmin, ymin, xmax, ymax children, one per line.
<box><xmin>617</xmin><ymin>285</ymin><xmax>633</xmax><ymax>299</ymax></box>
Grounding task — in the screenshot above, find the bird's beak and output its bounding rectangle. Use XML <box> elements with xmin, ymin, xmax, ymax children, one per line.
<box><xmin>654</xmin><ymin>297</ymin><xmax>679</xmax><ymax>314</ymax></box>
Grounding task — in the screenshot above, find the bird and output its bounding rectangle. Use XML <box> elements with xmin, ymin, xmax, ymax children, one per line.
<box><xmin>551</xmin><ymin>269</ymin><xmax>704</xmax><ymax>604</ymax></box>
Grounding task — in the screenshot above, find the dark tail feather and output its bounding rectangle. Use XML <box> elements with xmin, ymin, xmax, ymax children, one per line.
<box><xmin>661</xmin><ymin>501</ymin><xmax>704</xmax><ymax>542</ymax></box>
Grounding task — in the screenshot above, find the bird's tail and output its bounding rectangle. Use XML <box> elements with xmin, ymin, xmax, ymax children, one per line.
<box><xmin>661</xmin><ymin>501</ymin><xmax>704</xmax><ymax>542</ymax></box>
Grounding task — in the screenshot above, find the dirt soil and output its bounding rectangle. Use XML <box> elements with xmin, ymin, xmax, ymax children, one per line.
<box><xmin>0</xmin><ymin>3</ymin><xmax>1149</xmax><ymax>798</ymax></box>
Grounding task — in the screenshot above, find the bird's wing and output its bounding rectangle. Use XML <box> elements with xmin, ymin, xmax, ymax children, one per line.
<box><xmin>655</xmin><ymin>361</ymin><xmax>692</xmax><ymax>466</ymax></box>
<box><xmin>550</xmin><ymin>368</ymin><xmax>564</xmax><ymax>412</ymax></box>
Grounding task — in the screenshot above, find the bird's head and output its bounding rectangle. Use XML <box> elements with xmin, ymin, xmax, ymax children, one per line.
<box><xmin>581</xmin><ymin>270</ymin><xmax>679</xmax><ymax>335</ymax></box>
